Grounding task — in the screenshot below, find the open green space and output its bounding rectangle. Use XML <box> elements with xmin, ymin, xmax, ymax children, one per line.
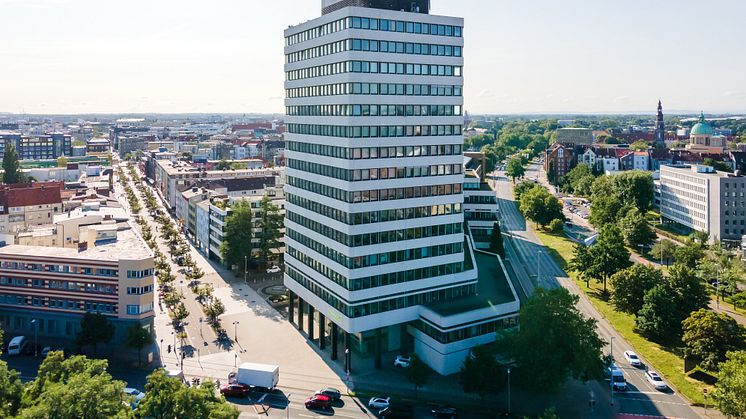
<box><xmin>533</xmin><ymin>226</ymin><xmax>712</xmax><ymax>405</ymax></box>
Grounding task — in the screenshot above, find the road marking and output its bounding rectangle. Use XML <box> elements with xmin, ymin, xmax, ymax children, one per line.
<box><xmin>615</xmin><ymin>397</ymin><xmax>689</xmax><ymax>406</ymax></box>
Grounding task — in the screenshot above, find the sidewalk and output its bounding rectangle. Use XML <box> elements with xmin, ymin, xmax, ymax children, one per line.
<box><xmin>709</xmin><ymin>299</ymin><xmax>746</xmax><ymax>326</ymax></box>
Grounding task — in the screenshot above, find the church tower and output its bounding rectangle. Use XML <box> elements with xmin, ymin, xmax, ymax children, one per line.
<box><xmin>655</xmin><ymin>100</ymin><xmax>665</xmax><ymax>147</ymax></box>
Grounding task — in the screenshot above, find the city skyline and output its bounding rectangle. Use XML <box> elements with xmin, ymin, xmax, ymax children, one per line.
<box><xmin>1</xmin><ymin>0</ymin><xmax>745</xmax><ymax>114</ymax></box>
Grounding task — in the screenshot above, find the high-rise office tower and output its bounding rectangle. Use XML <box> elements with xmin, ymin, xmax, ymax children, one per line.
<box><xmin>284</xmin><ymin>0</ymin><xmax>519</xmax><ymax>374</ymax></box>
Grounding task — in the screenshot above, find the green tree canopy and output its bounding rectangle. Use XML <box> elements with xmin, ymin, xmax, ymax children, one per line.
<box><xmin>513</xmin><ymin>181</ymin><xmax>539</xmax><ymax>201</ymax></box>
<box><xmin>22</xmin><ymin>353</ymin><xmax>130</xmax><ymax>419</ymax></box>
<box><xmin>76</xmin><ymin>312</ymin><xmax>115</xmax><ymax>355</ymax></box>
<box><xmin>635</xmin><ymin>284</ymin><xmax>681</xmax><ymax>343</ymax></box>
<box><xmin>682</xmin><ymin>309</ymin><xmax>746</xmax><ymax>371</ymax></box>
<box><xmin>489</xmin><ymin>222</ymin><xmax>505</xmax><ymax>257</ymax></box>
<box><xmin>651</xmin><ymin>239</ymin><xmax>677</xmax><ymax>265</ymax></box>
<box><xmin>505</xmin><ymin>157</ymin><xmax>526</xmax><ymax>182</ymax></box>
<box><xmin>125</xmin><ymin>324</ymin><xmax>153</xmax><ymax>367</ymax></box>
<box><xmin>459</xmin><ymin>345</ymin><xmax>504</xmax><ymax>400</ymax></box>
<box><xmin>220</xmin><ymin>200</ymin><xmax>253</xmax><ymax>270</ymax></box>
<box><xmin>609</xmin><ymin>264</ymin><xmax>662</xmax><ymax>314</ymax></box>
<box><xmin>713</xmin><ymin>351</ymin><xmax>746</xmax><ymax>418</ymax></box>
<box><xmin>405</xmin><ymin>354</ymin><xmax>430</xmax><ymax>397</ymax></box>
<box><xmin>579</xmin><ymin>225</ymin><xmax>632</xmax><ymax>293</ymax></box>
<box><xmin>500</xmin><ymin>288</ymin><xmax>606</xmax><ymax>391</ymax></box>
<box><xmin>618</xmin><ymin>207</ymin><xmax>656</xmax><ymax>249</ymax></box>
<box><xmin>2</xmin><ymin>143</ymin><xmax>21</xmax><ymax>184</ymax></box>
<box><xmin>139</xmin><ymin>369</ymin><xmax>239</xmax><ymax>419</ymax></box>
<box><xmin>519</xmin><ymin>186</ymin><xmax>563</xmax><ymax>227</ymax></box>
<box><xmin>254</xmin><ymin>195</ymin><xmax>283</xmax><ymax>266</ymax></box>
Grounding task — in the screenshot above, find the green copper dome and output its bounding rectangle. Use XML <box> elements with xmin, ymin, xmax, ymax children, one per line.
<box><xmin>691</xmin><ymin>112</ymin><xmax>714</xmax><ymax>136</ymax></box>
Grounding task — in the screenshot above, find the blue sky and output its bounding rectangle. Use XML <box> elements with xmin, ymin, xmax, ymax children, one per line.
<box><xmin>1</xmin><ymin>0</ymin><xmax>744</xmax><ymax>114</ymax></box>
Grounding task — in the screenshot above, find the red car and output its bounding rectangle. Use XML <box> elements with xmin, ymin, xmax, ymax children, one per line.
<box><xmin>304</xmin><ymin>394</ymin><xmax>331</xmax><ymax>410</ymax></box>
<box><xmin>219</xmin><ymin>383</ymin><xmax>250</xmax><ymax>398</ymax></box>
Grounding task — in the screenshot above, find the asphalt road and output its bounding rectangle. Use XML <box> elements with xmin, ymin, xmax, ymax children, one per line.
<box><xmin>492</xmin><ymin>163</ymin><xmax>700</xmax><ymax>419</ymax></box>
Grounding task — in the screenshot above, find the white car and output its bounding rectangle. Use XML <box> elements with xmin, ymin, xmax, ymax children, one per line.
<box><xmin>393</xmin><ymin>355</ymin><xmax>411</xmax><ymax>368</ymax></box>
<box><xmin>266</xmin><ymin>266</ymin><xmax>281</xmax><ymax>274</ymax></box>
<box><xmin>368</xmin><ymin>396</ymin><xmax>390</xmax><ymax>410</ymax></box>
<box><xmin>645</xmin><ymin>370</ymin><xmax>668</xmax><ymax>390</ymax></box>
<box><xmin>624</xmin><ymin>350</ymin><xmax>641</xmax><ymax>367</ymax></box>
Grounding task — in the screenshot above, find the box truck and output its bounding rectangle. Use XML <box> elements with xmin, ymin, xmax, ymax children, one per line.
<box><xmin>233</xmin><ymin>363</ymin><xmax>279</xmax><ymax>390</ymax></box>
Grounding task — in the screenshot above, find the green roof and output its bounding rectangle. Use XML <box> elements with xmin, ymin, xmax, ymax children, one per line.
<box><xmin>691</xmin><ymin>112</ymin><xmax>714</xmax><ymax>136</ymax></box>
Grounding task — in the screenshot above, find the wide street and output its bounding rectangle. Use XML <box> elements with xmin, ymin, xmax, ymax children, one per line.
<box><xmin>492</xmin><ymin>162</ymin><xmax>701</xmax><ymax>419</ymax></box>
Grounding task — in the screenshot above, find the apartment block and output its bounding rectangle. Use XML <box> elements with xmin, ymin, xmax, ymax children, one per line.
<box><xmin>660</xmin><ymin>164</ymin><xmax>746</xmax><ymax>244</ymax></box>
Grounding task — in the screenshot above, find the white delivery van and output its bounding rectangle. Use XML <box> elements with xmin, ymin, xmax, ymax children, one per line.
<box><xmin>7</xmin><ymin>336</ymin><xmax>28</xmax><ymax>356</ymax></box>
<box><xmin>234</xmin><ymin>363</ymin><xmax>279</xmax><ymax>390</ymax></box>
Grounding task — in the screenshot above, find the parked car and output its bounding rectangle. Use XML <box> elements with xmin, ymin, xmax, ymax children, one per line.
<box><xmin>123</xmin><ymin>388</ymin><xmax>146</xmax><ymax>409</ymax></box>
<box><xmin>368</xmin><ymin>396</ymin><xmax>390</xmax><ymax>410</ymax></box>
<box><xmin>432</xmin><ymin>406</ymin><xmax>459</xmax><ymax>418</ymax></box>
<box><xmin>305</xmin><ymin>394</ymin><xmax>331</xmax><ymax>410</ymax></box>
<box><xmin>315</xmin><ymin>387</ymin><xmax>341</xmax><ymax>401</ymax></box>
<box><xmin>219</xmin><ymin>383</ymin><xmax>251</xmax><ymax>398</ymax></box>
<box><xmin>393</xmin><ymin>355</ymin><xmax>411</xmax><ymax>368</ymax></box>
<box><xmin>266</xmin><ymin>266</ymin><xmax>281</xmax><ymax>274</ymax></box>
<box><xmin>41</xmin><ymin>346</ymin><xmax>52</xmax><ymax>357</ymax></box>
<box><xmin>645</xmin><ymin>370</ymin><xmax>668</xmax><ymax>390</ymax></box>
<box><xmin>624</xmin><ymin>350</ymin><xmax>642</xmax><ymax>367</ymax></box>
<box><xmin>379</xmin><ymin>403</ymin><xmax>414</xmax><ymax>419</ymax></box>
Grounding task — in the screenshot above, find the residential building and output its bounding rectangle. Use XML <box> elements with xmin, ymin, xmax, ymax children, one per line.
<box><xmin>659</xmin><ymin>164</ymin><xmax>746</xmax><ymax>244</ymax></box>
<box><xmin>545</xmin><ymin>143</ymin><xmax>577</xmax><ymax>183</ymax></box>
<box><xmin>86</xmin><ymin>138</ymin><xmax>110</xmax><ymax>154</ymax></box>
<box><xmin>0</xmin><ymin>132</ymin><xmax>71</xmax><ymax>161</ymax></box>
<box><xmin>0</xmin><ymin>182</ymin><xmax>64</xmax><ymax>234</ymax></box>
<box><xmin>0</xmin><ymin>207</ymin><xmax>154</xmax><ymax>347</ymax></box>
<box><xmin>283</xmin><ymin>1</ymin><xmax>518</xmax><ymax>375</ymax></box>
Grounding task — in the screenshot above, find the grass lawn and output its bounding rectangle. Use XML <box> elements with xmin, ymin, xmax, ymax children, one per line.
<box><xmin>533</xmin><ymin>226</ymin><xmax>712</xmax><ymax>405</ymax></box>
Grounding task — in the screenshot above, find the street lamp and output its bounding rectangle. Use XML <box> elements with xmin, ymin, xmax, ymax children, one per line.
<box><xmin>159</xmin><ymin>338</ymin><xmax>163</xmax><ymax>364</ymax></box>
<box><xmin>286</xmin><ymin>393</ymin><xmax>292</xmax><ymax>419</ymax></box>
<box><xmin>233</xmin><ymin>321</ymin><xmax>240</xmax><ymax>342</ymax></box>
<box><xmin>610</xmin><ymin>336</ymin><xmax>615</xmax><ymax>406</ymax></box>
<box><xmin>234</xmin><ymin>353</ymin><xmax>238</xmax><ymax>369</ymax></box>
<box><xmin>244</xmin><ymin>255</ymin><xmax>248</xmax><ymax>282</ymax></box>
<box><xmin>31</xmin><ymin>319</ymin><xmax>38</xmax><ymax>357</ymax></box>
<box><xmin>537</xmin><ymin>250</ymin><xmax>542</xmax><ymax>284</ymax></box>
<box><xmin>507</xmin><ymin>368</ymin><xmax>512</xmax><ymax>415</ymax></box>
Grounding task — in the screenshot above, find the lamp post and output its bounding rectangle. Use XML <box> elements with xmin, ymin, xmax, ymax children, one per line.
<box><xmin>199</xmin><ymin>317</ymin><xmax>203</xmax><ymax>339</ymax></box>
<box><xmin>610</xmin><ymin>336</ymin><xmax>615</xmax><ymax>406</ymax></box>
<box><xmin>244</xmin><ymin>255</ymin><xmax>248</xmax><ymax>282</ymax></box>
<box><xmin>716</xmin><ymin>270</ymin><xmax>720</xmax><ymax>309</ymax></box>
<box><xmin>508</xmin><ymin>367</ymin><xmax>510</xmax><ymax>415</ymax></box>
<box><xmin>233</xmin><ymin>321</ymin><xmax>240</xmax><ymax>342</ymax></box>
<box><xmin>537</xmin><ymin>250</ymin><xmax>542</xmax><ymax>284</ymax></box>
<box><xmin>31</xmin><ymin>319</ymin><xmax>38</xmax><ymax>357</ymax></box>
<box><xmin>234</xmin><ymin>353</ymin><xmax>238</xmax><ymax>369</ymax></box>
<box><xmin>286</xmin><ymin>393</ymin><xmax>292</xmax><ymax>419</ymax></box>
<box><xmin>159</xmin><ymin>338</ymin><xmax>163</xmax><ymax>364</ymax></box>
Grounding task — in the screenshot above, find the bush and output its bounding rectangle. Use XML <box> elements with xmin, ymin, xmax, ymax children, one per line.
<box><xmin>548</xmin><ymin>218</ymin><xmax>564</xmax><ymax>234</ymax></box>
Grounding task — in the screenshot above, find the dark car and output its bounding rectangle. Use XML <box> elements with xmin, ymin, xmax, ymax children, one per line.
<box><xmin>432</xmin><ymin>406</ymin><xmax>458</xmax><ymax>418</ymax></box>
<box><xmin>219</xmin><ymin>383</ymin><xmax>250</xmax><ymax>398</ymax></box>
<box><xmin>315</xmin><ymin>387</ymin><xmax>341</xmax><ymax>401</ymax></box>
<box><xmin>379</xmin><ymin>404</ymin><xmax>414</xmax><ymax>419</ymax></box>
<box><xmin>304</xmin><ymin>394</ymin><xmax>331</xmax><ymax>410</ymax></box>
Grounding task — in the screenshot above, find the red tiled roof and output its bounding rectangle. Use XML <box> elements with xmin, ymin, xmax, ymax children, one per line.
<box><xmin>0</xmin><ymin>182</ymin><xmax>63</xmax><ymax>212</ymax></box>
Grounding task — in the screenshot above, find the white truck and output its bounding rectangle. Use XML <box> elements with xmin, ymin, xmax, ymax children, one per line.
<box><xmin>233</xmin><ymin>363</ymin><xmax>279</xmax><ymax>390</ymax></box>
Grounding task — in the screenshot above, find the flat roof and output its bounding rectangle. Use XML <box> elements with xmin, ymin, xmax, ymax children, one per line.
<box><xmin>427</xmin><ymin>249</ymin><xmax>516</xmax><ymax>316</ymax></box>
<box><xmin>0</xmin><ymin>224</ymin><xmax>151</xmax><ymax>261</ymax></box>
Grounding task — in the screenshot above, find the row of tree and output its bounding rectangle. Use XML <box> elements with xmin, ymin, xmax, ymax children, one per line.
<box><xmin>515</xmin><ymin>182</ymin><xmax>564</xmax><ymax>231</ymax></box>
<box><xmin>220</xmin><ymin>196</ymin><xmax>283</xmax><ymax>271</ymax></box>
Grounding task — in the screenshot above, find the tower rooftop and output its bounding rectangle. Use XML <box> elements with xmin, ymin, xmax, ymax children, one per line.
<box><xmin>322</xmin><ymin>0</ymin><xmax>429</xmax><ymax>15</ymax></box>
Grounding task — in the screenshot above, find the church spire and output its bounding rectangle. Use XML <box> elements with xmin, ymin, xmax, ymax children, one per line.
<box><xmin>655</xmin><ymin>100</ymin><xmax>665</xmax><ymax>147</ymax></box>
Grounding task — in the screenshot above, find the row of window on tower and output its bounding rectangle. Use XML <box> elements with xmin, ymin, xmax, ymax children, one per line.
<box><xmin>286</xmin><ymin>60</ymin><xmax>462</xmax><ymax>81</ymax></box>
<box><xmin>286</xmin><ymin>82</ymin><xmax>462</xmax><ymax>98</ymax></box>
<box><xmin>287</xmin><ymin>159</ymin><xmax>463</xmax><ymax>182</ymax></box>
<box><xmin>287</xmin><ymin>104</ymin><xmax>462</xmax><ymax>117</ymax></box>
<box><xmin>287</xmin><ymin>176</ymin><xmax>462</xmax><ymax>204</ymax></box>
<box><xmin>286</xmin><ymin>37</ymin><xmax>462</xmax><ymax>63</ymax></box>
<box><xmin>287</xmin><ymin>124</ymin><xmax>463</xmax><ymax>138</ymax></box>
<box><xmin>286</xmin><ymin>141</ymin><xmax>462</xmax><ymax>160</ymax></box>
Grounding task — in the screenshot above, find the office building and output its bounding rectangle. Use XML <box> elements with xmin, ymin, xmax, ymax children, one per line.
<box><xmin>659</xmin><ymin>164</ymin><xmax>746</xmax><ymax>244</ymax></box>
<box><xmin>283</xmin><ymin>0</ymin><xmax>518</xmax><ymax>375</ymax></box>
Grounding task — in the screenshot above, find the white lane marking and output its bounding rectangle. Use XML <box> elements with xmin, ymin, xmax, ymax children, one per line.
<box><xmin>616</xmin><ymin>397</ymin><xmax>690</xmax><ymax>407</ymax></box>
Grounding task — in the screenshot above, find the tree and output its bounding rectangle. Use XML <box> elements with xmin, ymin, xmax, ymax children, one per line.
<box><xmin>220</xmin><ymin>200</ymin><xmax>253</xmax><ymax>270</ymax></box>
<box><xmin>564</xmin><ymin>164</ymin><xmax>594</xmax><ymax>194</ymax></box>
<box><xmin>76</xmin><ymin>312</ymin><xmax>115</xmax><ymax>355</ymax></box>
<box><xmin>674</xmin><ymin>239</ymin><xmax>706</xmax><ymax>266</ymax></box>
<box><xmin>21</xmin><ymin>353</ymin><xmax>130</xmax><ymax>419</ymax></box>
<box><xmin>519</xmin><ymin>186</ymin><xmax>563</xmax><ymax>227</ymax></box>
<box><xmin>405</xmin><ymin>354</ymin><xmax>430</xmax><ymax>397</ymax></box>
<box><xmin>618</xmin><ymin>207</ymin><xmax>656</xmax><ymax>250</ymax></box>
<box><xmin>615</xmin><ymin>171</ymin><xmax>655</xmax><ymax>213</ymax></box>
<box><xmin>609</xmin><ymin>264</ymin><xmax>662</xmax><ymax>314</ymax></box>
<box><xmin>172</xmin><ymin>302</ymin><xmax>189</xmax><ymax>322</ymax></box>
<box><xmin>2</xmin><ymin>143</ymin><xmax>21</xmax><ymax>184</ymax></box>
<box><xmin>667</xmin><ymin>264</ymin><xmax>710</xmax><ymax>322</ymax></box>
<box><xmin>139</xmin><ymin>369</ymin><xmax>239</xmax><ymax>419</ymax></box>
<box><xmin>546</xmin><ymin>164</ymin><xmax>556</xmax><ymax>185</ymax></box>
<box><xmin>630</xmin><ymin>140</ymin><xmax>649</xmax><ymax>151</ymax></box>
<box><xmin>585</xmin><ymin>225</ymin><xmax>632</xmax><ymax>294</ymax></box>
<box><xmin>125</xmin><ymin>324</ymin><xmax>153</xmax><ymax>367</ymax></box>
<box><xmin>505</xmin><ymin>157</ymin><xmax>525</xmax><ymax>183</ymax></box>
<box><xmin>682</xmin><ymin>309</ymin><xmax>746</xmax><ymax>371</ymax></box>
<box><xmin>589</xmin><ymin>194</ymin><xmax>625</xmax><ymax>227</ymax></box>
<box><xmin>254</xmin><ymin>195</ymin><xmax>283</xmax><ymax>267</ymax></box>
<box><xmin>459</xmin><ymin>346</ymin><xmax>503</xmax><ymax>400</ymax></box>
<box><xmin>548</xmin><ymin>218</ymin><xmax>564</xmax><ymax>234</ymax></box>
<box><xmin>635</xmin><ymin>284</ymin><xmax>680</xmax><ymax>343</ymax></box>
<box><xmin>216</xmin><ymin>159</ymin><xmax>231</xmax><ymax>170</ymax></box>
<box><xmin>501</xmin><ymin>288</ymin><xmax>606</xmax><ymax>391</ymax></box>
<box><xmin>574</xmin><ymin>174</ymin><xmax>595</xmax><ymax>197</ymax></box>
<box><xmin>513</xmin><ymin>181</ymin><xmax>539</xmax><ymax>200</ymax></box>
<box><xmin>568</xmin><ymin>243</ymin><xmax>594</xmax><ymax>287</ymax></box>
<box><xmin>205</xmin><ymin>298</ymin><xmax>226</xmax><ymax>324</ymax></box>
<box><xmin>56</xmin><ymin>156</ymin><xmax>69</xmax><ymax>167</ymax></box>
<box><xmin>0</xmin><ymin>327</ymin><xmax>22</xmax><ymax>418</ymax></box>
<box><xmin>651</xmin><ymin>239</ymin><xmax>677</xmax><ymax>265</ymax></box>
<box><xmin>713</xmin><ymin>351</ymin><xmax>746</xmax><ymax>418</ymax></box>
<box><xmin>489</xmin><ymin>222</ymin><xmax>505</xmax><ymax>257</ymax></box>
